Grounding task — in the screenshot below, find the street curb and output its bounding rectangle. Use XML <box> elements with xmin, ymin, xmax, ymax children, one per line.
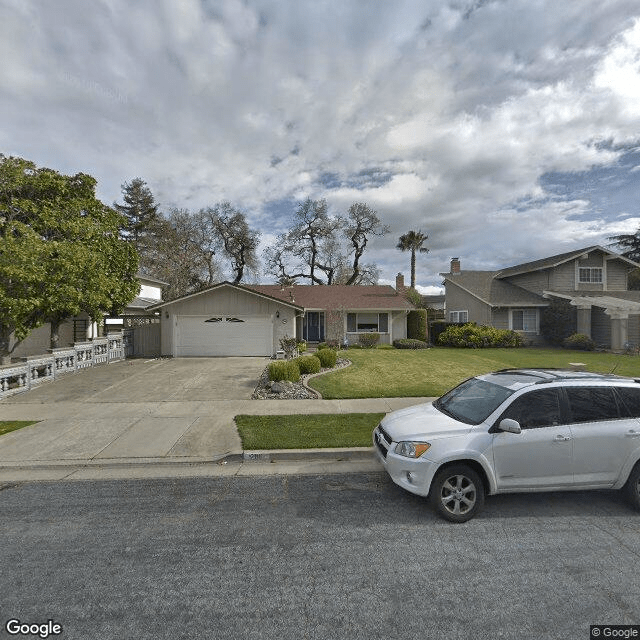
<box><xmin>239</xmin><ymin>446</ymin><xmax>375</xmax><ymax>463</ymax></box>
<box><xmin>0</xmin><ymin>447</ymin><xmax>377</xmax><ymax>472</ymax></box>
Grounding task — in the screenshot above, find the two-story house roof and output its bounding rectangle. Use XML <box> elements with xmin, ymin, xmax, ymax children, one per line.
<box><xmin>441</xmin><ymin>246</ymin><xmax>640</xmax><ymax>350</ymax></box>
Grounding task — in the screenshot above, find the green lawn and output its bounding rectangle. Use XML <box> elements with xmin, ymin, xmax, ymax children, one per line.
<box><xmin>235</xmin><ymin>413</ymin><xmax>385</xmax><ymax>450</ymax></box>
<box><xmin>0</xmin><ymin>421</ymin><xmax>38</xmax><ymax>437</ymax></box>
<box><xmin>309</xmin><ymin>347</ymin><xmax>640</xmax><ymax>399</ymax></box>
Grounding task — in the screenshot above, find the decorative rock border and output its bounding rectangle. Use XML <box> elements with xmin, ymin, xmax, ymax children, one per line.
<box><xmin>251</xmin><ymin>357</ymin><xmax>352</xmax><ymax>400</ymax></box>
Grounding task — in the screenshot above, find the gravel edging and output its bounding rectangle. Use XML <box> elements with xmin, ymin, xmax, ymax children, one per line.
<box><xmin>251</xmin><ymin>357</ymin><xmax>351</xmax><ymax>400</ymax></box>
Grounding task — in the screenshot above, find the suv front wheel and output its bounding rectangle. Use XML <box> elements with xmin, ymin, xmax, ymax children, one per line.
<box><xmin>623</xmin><ymin>462</ymin><xmax>640</xmax><ymax>511</ymax></box>
<box><xmin>430</xmin><ymin>464</ymin><xmax>485</xmax><ymax>523</ymax></box>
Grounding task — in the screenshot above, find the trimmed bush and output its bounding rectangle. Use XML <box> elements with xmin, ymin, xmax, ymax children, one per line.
<box><xmin>268</xmin><ymin>360</ymin><xmax>301</xmax><ymax>382</ymax></box>
<box><xmin>316</xmin><ymin>348</ymin><xmax>337</xmax><ymax>368</ymax></box>
<box><xmin>393</xmin><ymin>338</ymin><xmax>430</xmax><ymax>350</ymax></box>
<box><xmin>563</xmin><ymin>333</ymin><xmax>595</xmax><ymax>351</ymax></box>
<box><xmin>541</xmin><ymin>299</ymin><xmax>577</xmax><ymax>345</ymax></box>
<box><xmin>294</xmin><ymin>355</ymin><xmax>322</xmax><ymax>375</ymax></box>
<box><xmin>358</xmin><ymin>332</ymin><xmax>380</xmax><ymax>348</ymax></box>
<box><xmin>296</xmin><ymin>340</ymin><xmax>307</xmax><ymax>353</ymax></box>
<box><xmin>407</xmin><ymin>309</ymin><xmax>427</xmax><ymax>342</ymax></box>
<box><xmin>437</xmin><ymin>323</ymin><xmax>523</xmax><ymax>348</ymax></box>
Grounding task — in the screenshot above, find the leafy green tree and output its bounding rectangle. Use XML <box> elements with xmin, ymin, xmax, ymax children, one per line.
<box><xmin>0</xmin><ymin>154</ymin><xmax>139</xmax><ymax>358</ymax></box>
<box><xmin>609</xmin><ymin>229</ymin><xmax>640</xmax><ymax>262</ymax></box>
<box><xmin>114</xmin><ymin>177</ymin><xmax>159</xmax><ymax>248</ymax></box>
<box><xmin>396</xmin><ymin>230</ymin><xmax>429</xmax><ymax>289</ymax></box>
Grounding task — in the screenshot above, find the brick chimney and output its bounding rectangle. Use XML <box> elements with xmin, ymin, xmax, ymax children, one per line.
<box><xmin>395</xmin><ymin>273</ymin><xmax>406</xmax><ymax>292</ymax></box>
<box><xmin>450</xmin><ymin>258</ymin><xmax>461</xmax><ymax>274</ymax></box>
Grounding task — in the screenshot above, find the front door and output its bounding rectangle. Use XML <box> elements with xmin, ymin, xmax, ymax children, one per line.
<box><xmin>305</xmin><ymin>312</ymin><xmax>325</xmax><ymax>342</ymax></box>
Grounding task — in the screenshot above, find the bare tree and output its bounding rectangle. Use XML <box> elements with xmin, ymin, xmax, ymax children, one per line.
<box><xmin>201</xmin><ymin>203</ymin><xmax>260</xmax><ymax>283</ymax></box>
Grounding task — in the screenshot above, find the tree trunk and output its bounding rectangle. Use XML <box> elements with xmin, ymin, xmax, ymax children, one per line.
<box><xmin>410</xmin><ymin>250</ymin><xmax>417</xmax><ymax>288</ymax></box>
<box><xmin>50</xmin><ymin>318</ymin><xmax>62</xmax><ymax>350</ymax></box>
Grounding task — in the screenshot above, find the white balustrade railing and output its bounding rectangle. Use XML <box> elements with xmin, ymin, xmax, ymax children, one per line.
<box><xmin>0</xmin><ymin>332</ymin><xmax>125</xmax><ymax>400</ymax></box>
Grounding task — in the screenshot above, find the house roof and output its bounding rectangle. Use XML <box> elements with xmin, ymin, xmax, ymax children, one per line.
<box><xmin>246</xmin><ymin>284</ymin><xmax>414</xmax><ymax>311</ymax></box>
<box><xmin>444</xmin><ymin>272</ymin><xmax>548</xmax><ymax>307</ymax></box>
<box><xmin>146</xmin><ymin>281</ymin><xmax>304</xmax><ymax>311</ymax></box>
<box><xmin>495</xmin><ymin>245</ymin><xmax>639</xmax><ymax>279</ymax></box>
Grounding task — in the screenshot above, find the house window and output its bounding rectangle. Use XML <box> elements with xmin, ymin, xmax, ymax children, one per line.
<box><xmin>511</xmin><ymin>309</ymin><xmax>538</xmax><ymax>332</ymax></box>
<box><xmin>578</xmin><ymin>267</ymin><xmax>603</xmax><ymax>284</ymax></box>
<box><xmin>449</xmin><ymin>311</ymin><xmax>468</xmax><ymax>323</ymax></box>
<box><xmin>346</xmin><ymin>313</ymin><xmax>389</xmax><ymax>333</ymax></box>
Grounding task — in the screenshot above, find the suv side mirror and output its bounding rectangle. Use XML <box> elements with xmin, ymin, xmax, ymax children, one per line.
<box><xmin>498</xmin><ymin>418</ymin><xmax>522</xmax><ymax>434</ymax></box>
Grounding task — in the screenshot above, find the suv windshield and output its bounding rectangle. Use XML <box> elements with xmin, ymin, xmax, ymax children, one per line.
<box><xmin>434</xmin><ymin>377</ymin><xmax>515</xmax><ymax>425</ymax></box>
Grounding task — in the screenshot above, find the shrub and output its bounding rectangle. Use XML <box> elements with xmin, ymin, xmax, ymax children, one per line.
<box><xmin>563</xmin><ymin>333</ymin><xmax>595</xmax><ymax>351</ymax></box>
<box><xmin>294</xmin><ymin>355</ymin><xmax>322</xmax><ymax>375</ymax></box>
<box><xmin>315</xmin><ymin>348</ymin><xmax>337</xmax><ymax>368</ymax></box>
<box><xmin>317</xmin><ymin>343</ymin><xmax>328</xmax><ymax>350</ymax></box>
<box><xmin>268</xmin><ymin>360</ymin><xmax>301</xmax><ymax>382</ymax></box>
<box><xmin>393</xmin><ymin>338</ymin><xmax>430</xmax><ymax>350</ymax></box>
<box><xmin>437</xmin><ymin>323</ymin><xmax>523</xmax><ymax>348</ymax></box>
<box><xmin>358</xmin><ymin>332</ymin><xmax>380</xmax><ymax>348</ymax></box>
<box><xmin>407</xmin><ymin>309</ymin><xmax>427</xmax><ymax>342</ymax></box>
<box><xmin>296</xmin><ymin>340</ymin><xmax>307</xmax><ymax>353</ymax></box>
<box><xmin>540</xmin><ymin>299</ymin><xmax>577</xmax><ymax>345</ymax></box>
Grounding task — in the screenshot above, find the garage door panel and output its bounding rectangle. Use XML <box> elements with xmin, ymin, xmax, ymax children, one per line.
<box><xmin>176</xmin><ymin>316</ymin><xmax>272</xmax><ymax>356</ymax></box>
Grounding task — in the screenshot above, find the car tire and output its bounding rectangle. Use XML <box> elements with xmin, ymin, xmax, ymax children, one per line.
<box><xmin>623</xmin><ymin>462</ymin><xmax>640</xmax><ymax>511</ymax></box>
<box><xmin>430</xmin><ymin>464</ymin><xmax>485</xmax><ymax>523</ymax></box>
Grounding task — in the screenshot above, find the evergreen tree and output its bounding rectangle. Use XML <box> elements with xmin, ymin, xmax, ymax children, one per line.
<box><xmin>114</xmin><ymin>178</ymin><xmax>158</xmax><ymax>248</ymax></box>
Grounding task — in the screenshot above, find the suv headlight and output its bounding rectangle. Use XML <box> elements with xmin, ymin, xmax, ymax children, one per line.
<box><xmin>395</xmin><ymin>441</ymin><xmax>431</xmax><ymax>458</ymax></box>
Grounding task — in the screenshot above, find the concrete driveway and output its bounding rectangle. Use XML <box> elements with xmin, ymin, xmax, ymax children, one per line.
<box><xmin>3</xmin><ymin>356</ymin><xmax>269</xmax><ymax>403</ymax></box>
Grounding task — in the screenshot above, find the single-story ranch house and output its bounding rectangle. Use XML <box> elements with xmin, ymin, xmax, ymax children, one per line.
<box><xmin>441</xmin><ymin>245</ymin><xmax>640</xmax><ymax>350</ymax></box>
<box><xmin>147</xmin><ymin>281</ymin><xmax>415</xmax><ymax>357</ymax></box>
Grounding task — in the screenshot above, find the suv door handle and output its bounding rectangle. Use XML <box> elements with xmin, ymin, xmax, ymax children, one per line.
<box><xmin>553</xmin><ymin>434</ymin><xmax>572</xmax><ymax>443</ymax></box>
<box><xmin>626</xmin><ymin>430</ymin><xmax>640</xmax><ymax>438</ymax></box>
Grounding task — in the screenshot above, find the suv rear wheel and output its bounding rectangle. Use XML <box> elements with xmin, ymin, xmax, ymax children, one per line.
<box><xmin>623</xmin><ymin>463</ymin><xmax>640</xmax><ymax>510</ymax></box>
<box><xmin>430</xmin><ymin>464</ymin><xmax>485</xmax><ymax>523</ymax></box>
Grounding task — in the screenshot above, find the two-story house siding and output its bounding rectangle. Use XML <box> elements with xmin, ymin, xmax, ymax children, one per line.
<box><xmin>441</xmin><ymin>246</ymin><xmax>640</xmax><ymax>350</ymax></box>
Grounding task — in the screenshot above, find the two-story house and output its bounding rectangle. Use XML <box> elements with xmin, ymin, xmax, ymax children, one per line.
<box><xmin>441</xmin><ymin>246</ymin><xmax>640</xmax><ymax>350</ymax></box>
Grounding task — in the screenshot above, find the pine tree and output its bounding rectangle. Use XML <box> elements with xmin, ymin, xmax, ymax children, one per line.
<box><xmin>114</xmin><ymin>178</ymin><xmax>159</xmax><ymax>248</ymax></box>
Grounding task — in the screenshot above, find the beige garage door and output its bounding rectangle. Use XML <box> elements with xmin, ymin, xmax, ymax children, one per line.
<box><xmin>176</xmin><ymin>315</ymin><xmax>272</xmax><ymax>356</ymax></box>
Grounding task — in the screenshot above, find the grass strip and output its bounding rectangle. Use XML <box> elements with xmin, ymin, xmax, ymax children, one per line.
<box><xmin>235</xmin><ymin>413</ymin><xmax>385</xmax><ymax>450</ymax></box>
<box><xmin>0</xmin><ymin>421</ymin><xmax>38</xmax><ymax>437</ymax></box>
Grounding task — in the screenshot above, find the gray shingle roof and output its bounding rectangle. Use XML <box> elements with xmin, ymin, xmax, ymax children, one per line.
<box><xmin>445</xmin><ymin>272</ymin><xmax>548</xmax><ymax>307</ymax></box>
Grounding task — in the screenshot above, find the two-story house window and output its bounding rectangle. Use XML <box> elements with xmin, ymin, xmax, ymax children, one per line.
<box><xmin>449</xmin><ymin>310</ymin><xmax>468</xmax><ymax>323</ymax></box>
<box><xmin>511</xmin><ymin>309</ymin><xmax>538</xmax><ymax>332</ymax></box>
<box><xmin>578</xmin><ymin>267</ymin><xmax>603</xmax><ymax>284</ymax></box>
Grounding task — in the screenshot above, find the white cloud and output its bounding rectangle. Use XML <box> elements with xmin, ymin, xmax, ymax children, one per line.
<box><xmin>1</xmin><ymin>0</ymin><xmax>640</xmax><ymax>290</ymax></box>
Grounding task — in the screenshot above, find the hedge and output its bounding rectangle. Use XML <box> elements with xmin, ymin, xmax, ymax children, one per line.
<box><xmin>437</xmin><ymin>323</ymin><xmax>523</xmax><ymax>348</ymax></box>
<box><xmin>294</xmin><ymin>355</ymin><xmax>322</xmax><ymax>375</ymax></box>
<box><xmin>393</xmin><ymin>338</ymin><xmax>430</xmax><ymax>349</ymax></box>
<box><xmin>358</xmin><ymin>332</ymin><xmax>380</xmax><ymax>348</ymax></box>
<box><xmin>563</xmin><ymin>333</ymin><xmax>595</xmax><ymax>351</ymax></box>
<box><xmin>407</xmin><ymin>309</ymin><xmax>427</xmax><ymax>342</ymax></box>
<box><xmin>268</xmin><ymin>360</ymin><xmax>301</xmax><ymax>382</ymax></box>
<box><xmin>315</xmin><ymin>348</ymin><xmax>337</xmax><ymax>368</ymax></box>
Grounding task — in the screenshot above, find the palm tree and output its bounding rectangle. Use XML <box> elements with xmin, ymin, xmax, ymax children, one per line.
<box><xmin>396</xmin><ymin>230</ymin><xmax>429</xmax><ymax>289</ymax></box>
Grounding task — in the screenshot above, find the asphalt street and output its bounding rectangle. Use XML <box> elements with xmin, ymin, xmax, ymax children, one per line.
<box><xmin>1</xmin><ymin>473</ymin><xmax>639</xmax><ymax>640</ymax></box>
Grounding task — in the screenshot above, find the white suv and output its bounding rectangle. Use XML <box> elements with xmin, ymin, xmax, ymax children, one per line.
<box><xmin>373</xmin><ymin>369</ymin><xmax>640</xmax><ymax>522</ymax></box>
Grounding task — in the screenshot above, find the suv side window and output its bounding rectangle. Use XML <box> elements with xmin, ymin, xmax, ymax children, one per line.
<box><xmin>615</xmin><ymin>387</ymin><xmax>640</xmax><ymax>418</ymax></box>
<box><xmin>565</xmin><ymin>387</ymin><xmax>620</xmax><ymax>423</ymax></box>
<box><xmin>498</xmin><ymin>389</ymin><xmax>562</xmax><ymax>429</ymax></box>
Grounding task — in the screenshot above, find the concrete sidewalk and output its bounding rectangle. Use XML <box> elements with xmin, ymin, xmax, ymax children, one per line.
<box><xmin>0</xmin><ymin>395</ymin><xmax>433</xmax><ymax>482</ymax></box>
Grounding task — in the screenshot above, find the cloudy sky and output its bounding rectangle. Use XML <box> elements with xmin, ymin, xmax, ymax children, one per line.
<box><xmin>2</xmin><ymin>0</ymin><xmax>640</xmax><ymax>293</ymax></box>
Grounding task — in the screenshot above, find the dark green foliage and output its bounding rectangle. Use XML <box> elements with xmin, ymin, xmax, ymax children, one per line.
<box><xmin>315</xmin><ymin>348</ymin><xmax>337</xmax><ymax>368</ymax></box>
<box><xmin>294</xmin><ymin>355</ymin><xmax>322</xmax><ymax>375</ymax></box>
<box><xmin>268</xmin><ymin>360</ymin><xmax>301</xmax><ymax>382</ymax></box>
<box><xmin>540</xmin><ymin>299</ymin><xmax>577</xmax><ymax>345</ymax></box>
<box><xmin>407</xmin><ymin>309</ymin><xmax>427</xmax><ymax>341</ymax></box>
<box><xmin>393</xmin><ymin>338</ymin><xmax>430</xmax><ymax>349</ymax></box>
<box><xmin>437</xmin><ymin>323</ymin><xmax>523</xmax><ymax>348</ymax></box>
<box><xmin>358</xmin><ymin>332</ymin><xmax>380</xmax><ymax>348</ymax></box>
<box><xmin>563</xmin><ymin>333</ymin><xmax>595</xmax><ymax>351</ymax></box>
